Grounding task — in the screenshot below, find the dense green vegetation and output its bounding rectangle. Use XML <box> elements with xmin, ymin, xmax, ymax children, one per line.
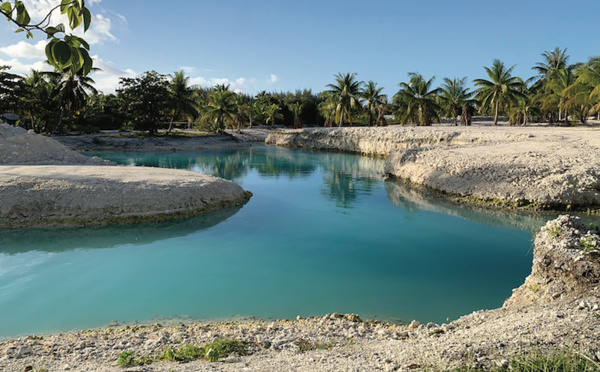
<box><xmin>1</xmin><ymin>3</ymin><xmax>599</xmax><ymax>134</ymax></box>
<box><xmin>2</xmin><ymin>48</ymin><xmax>599</xmax><ymax>135</ymax></box>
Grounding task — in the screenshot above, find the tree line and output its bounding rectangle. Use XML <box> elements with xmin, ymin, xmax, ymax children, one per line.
<box><xmin>1</xmin><ymin>48</ymin><xmax>599</xmax><ymax>135</ymax></box>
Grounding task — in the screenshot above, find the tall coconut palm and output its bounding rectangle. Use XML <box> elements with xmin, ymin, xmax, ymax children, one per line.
<box><xmin>323</xmin><ymin>72</ymin><xmax>363</xmax><ymax>127</ymax></box>
<box><xmin>537</xmin><ymin>67</ymin><xmax>576</xmax><ymax>124</ymax></box>
<box><xmin>562</xmin><ymin>56</ymin><xmax>600</xmax><ymax>124</ymax></box>
<box><xmin>318</xmin><ymin>97</ymin><xmax>338</xmax><ymax>128</ymax></box>
<box><xmin>264</xmin><ymin>103</ymin><xmax>283</xmax><ymax>128</ymax></box>
<box><xmin>474</xmin><ymin>60</ymin><xmax>526</xmax><ymax>125</ymax></box>
<box><xmin>531</xmin><ymin>47</ymin><xmax>571</xmax><ymax>87</ymax></box>
<box><xmin>233</xmin><ymin>94</ymin><xmax>247</xmax><ymax>133</ymax></box>
<box><xmin>360</xmin><ymin>81</ymin><xmax>386</xmax><ymax>127</ymax></box>
<box><xmin>376</xmin><ymin>97</ymin><xmax>388</xmax><ymax>127</ymax></box>
<box><xmin>288</xmin><ymin>102</ymin><xmax>303</xmax><ymax>129</ymax></box>
<box><xmin>248</xmin><ymin>100</ymin><xmax>264</xmax><ymax>128</ymax></box>
<box><xmin>438</xmin><ymin>77</ymin><xmax>475</xmax><ymax>126</ymax></box>
<box><xmin>167</xmin><ymin>70</ymin><xmax>197</xmax><ymax>134</ymax></box>
<box><xmin>393</xmin><ymin>73</ymin><xmax>441</xmax><ymax>126</ymax></box>
<box><xmin>52</xmin><ymin>68</ymin><xmax>98</xmax><ymax>133</ymax></box>
<box><xmin>21</xmin><ymin>69</ymin><xmax>58</xmax><ymax>132</ymax></box>
<box><xmin>204</xmin><ymin>89</ymin><xmax>237</xmax><ymax>133</ymax></box>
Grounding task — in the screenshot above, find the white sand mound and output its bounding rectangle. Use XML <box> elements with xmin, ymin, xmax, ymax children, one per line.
<box><xmin>0</xmin><ymin>123</ymin><xmax>250</xmax><ymax>227</ymax></box>
<box><xmin>0</xmin><ymin>124</ymin><xmax>108</xmax><ymax>165</ymax></box>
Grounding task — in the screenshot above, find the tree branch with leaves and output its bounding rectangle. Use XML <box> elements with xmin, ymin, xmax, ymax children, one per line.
<box><xmin>0</xmin><ymin>0</ymin><xmax>93</xmax><ymax>75</ymax></box>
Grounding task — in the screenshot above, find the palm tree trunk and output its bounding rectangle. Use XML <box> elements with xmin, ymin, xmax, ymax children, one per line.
<box><xmin>338</xmin><ymin>108</ymin><xmax>344</xmax><ymax>127</ymax></box>
<box><xmin>54</xmin><ymin>107</ymin><xmax>64</xmax><ymax>134</ymax></box>
<box><xmin>493</xmin><ymin>101</ymin><xmax>499</xmax><ymax>125</ymax></box>
<box><xmin>167</xmin><ymin>115</ymin><xmax>174</xmax><ymax>135</ymax></box>
<box><xmin>249</xmin><ymin>113</ymin><xmax>253</xmax><ymax>128</ymax></box>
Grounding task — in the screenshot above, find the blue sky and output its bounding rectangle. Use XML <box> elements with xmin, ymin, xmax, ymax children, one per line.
<box><xmin>1</xmin><ymin>0</ymin><xmax>599</xmax><ymax>96</ymax></box>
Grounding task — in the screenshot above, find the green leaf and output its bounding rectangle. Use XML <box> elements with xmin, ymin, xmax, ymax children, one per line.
<box><xmin>55</xmin><ymin>23</ymin><xmax>65</xmax><ymax>33</ymax></box>
<box><xmin>79</xmin><ymin>37</ymin><xmax>90</xmax><ymax>50</ymax></box>
<box><xmin>69</xmin><ymin>46</ymin><xmax>83</xmax><ymax>72</ymax></box>
<box><xmin>60</xmin><ymin>0</ymin><xmax>71</xmax><ymax>14</ymax></box>
<box><xmin>0</xmin><ymin>2</ymin><xmax>13</xmax><ymax>16</ymax></box>
<box><xmin>65</xmin><ymin>35</ymin><xmax>81</xmax><ymax>48</ymax></box>
<box><xmin>51</xmin><ymin>41</ymin><xmax>72</xmax><ymax>69</ymax></box>
<box><xmin>15</xmin><ymin>28</ymin><xmax>24</xmax><ymax>33</ymax></box>
<box><xmin>67</xmin><ymin>7</ymin><xmax>82</xmax><ymax>29</ymax></box>
<box><xmin>80</xmin><ymin>48</ymin><xmax>93</xmax><ymax>75</ymax></box>
<box><xmin>45</xmin><ymin>39</ymin><xmax>59</xmax><ymax>67</ymax></box>
<box><xmin>26</xmin><ymin>31</ymin><xmax>33</xmax><ymax>39</ymax></box>
<box><xmin>81</xmin><ymin>7</ymin><xmax>91</xmax><ymax>31</ymax></box>
<box><xmin>45</xmin><ymin>26</ymin><xmax>58</xmax><ymax>36</ymax></box>
<box><xmin>15</xmin><ymin>1</ymin><xmax>30</xmax><ymax>26</ymax></box>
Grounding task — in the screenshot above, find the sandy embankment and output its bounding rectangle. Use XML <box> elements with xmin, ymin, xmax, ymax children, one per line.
<box><xmin>266</xmin><ymin>126</ymin><xmax>600</xmax><ymax>209</ymax></box>
<box><xmin>1</xmin><ymin>216</ymin><xmax>598</xmax><ymax>371</ymax></box>
<box><xmin>0</xmin><ymin>124</ymin><xmax>251</xmax><ymax>227</ymax></box>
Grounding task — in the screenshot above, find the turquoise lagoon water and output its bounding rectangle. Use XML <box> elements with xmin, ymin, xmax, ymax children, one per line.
<box><xmin>0</xmin><ymin>146</ymin><xmax>546</xmax><ymax>338</ymax></box>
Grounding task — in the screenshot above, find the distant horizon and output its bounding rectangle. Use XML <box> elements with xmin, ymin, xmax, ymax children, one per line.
<box><xmin>2</xmin><ymin>0</ymin><xmax>599</xmax><ymax>96</ymax></box>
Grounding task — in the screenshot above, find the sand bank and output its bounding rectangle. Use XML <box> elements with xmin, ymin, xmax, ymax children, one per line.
<box><xmin>266</xmin><ymin>126</ymin><xmax>600</xmax><ymax>209</ymax></box>
<box><xmin>0</xmin><ymin>124</ymin><xmax>251</xmax><ymax>227</ymax></box>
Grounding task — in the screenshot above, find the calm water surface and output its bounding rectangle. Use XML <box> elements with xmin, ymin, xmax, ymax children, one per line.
<box><xmin>0</xmin><ymin>146</ymin><xmax>545</xmax><ymax>338</ymax></box>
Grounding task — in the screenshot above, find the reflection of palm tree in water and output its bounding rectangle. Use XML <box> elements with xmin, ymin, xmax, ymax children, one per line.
<box><xmin>321</xmin><ymin>170</ymin><xmax>378</xmax><ymax>209</ymax></box>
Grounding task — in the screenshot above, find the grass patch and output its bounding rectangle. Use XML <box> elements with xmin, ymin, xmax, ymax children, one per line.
<box><xmin>160</xmin><ymin>338</ymin><xmax>251</xmax><ymax>363</ymax></box>
<box><xmin>547</xmin><ymin>225</ymin><xmax>562</xmax><ymax>238</ymax></box>
<box><xmin>580</xmin><ymin>236</ymin><xmax>598</xmax><ymax>252</ymax></box>
<box><xmin>447</xmin><ymin>349</ymin><xmax>600</xmax><ymax>372</ymax></box>
<box><xmin>116</xmin><ymin>350</ymin><xmax>152</xmax><ymax>367</ymax></box>
<box><xmin>295</xmin><ymin>338</ymin><xmax>336</xmax><ymax>352</ymax></box>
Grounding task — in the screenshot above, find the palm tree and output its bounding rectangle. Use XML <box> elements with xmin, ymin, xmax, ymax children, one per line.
<box><xmin>233</xmin><ymin>94</ymin><xmax>247</xmax><ymax>133</ymax></box>
<box><xmin>20</xmin><ymin>69</ymin><xmax>58</xmax><ymax>132</ymax></box>
<box><xmin>204</xmin><ymin>89</ymin><xmax>237</xmax><ymax>133</ymax></box>
<box><xmin>318</xmin><ymin>97</ymin><xmax>338</xmax><ymax>128</ymax></box>
<box><xmin>264</xmin><ymin>103</ymin><xmax>283</xmax><ymax>128</ymax></box>
<box><xmin>537</xmin><ymin>67</ymin><xmax>575</xmax><ymax>124</ymax></box>
<box><xmin>562</xmin><ymin>57</ymin><xmax>600</xmax><ymax>124</ymax></box>
<box><xmin>376</xmin><ymin>97</ymin><xmax>388</xmax><ymax>127</ymax></box>
<box><xmin>438</xmin><ymin>77</ymin><xmax>475</xmax><ymax>126</ymax></box>
<box><xmin>167</xmin><ymin>70</ymin><xmax>197</xmax><ymax>134</ymax></box>
<box><xmin>247</xmin><ymin>100</ymin><xmax>264</xmax><ymax>128</ymax></box>
<box><xmin>393</xmin><ymin>73</ymin><xmax>441</xmax><ymax>126</ymax></box>
<box><xmin>323</xmin><ymin>72</ymin><xmax>363</xmax><ymax>127</ymax></box>
<box><xmin>52</xmin><ymin>68</ymin><xmax>98</xmax><ymax>133</ymax></box>
<box><xmin>360</xmin><ymin>81</ymin><xmax>386</xmax><ymax>127</ymax></box>
<box><xmin>531</xmin><ymin>47</ymin><xmax>571</xmax><ymax>88</ymax></box>
<box><xmin>474</xmin><ymin>59</ymin><xmax>526</xmax><ymax>125</ymax></box>
<box><xmin>288</xmin><ymin>102</ymin><xmax>303</xmax><ymax>129</ymax></box>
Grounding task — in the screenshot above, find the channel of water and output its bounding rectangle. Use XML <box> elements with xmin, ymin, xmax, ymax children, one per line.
<box><xmin>0</xmin><ymin>145</ymin><xmax>553</xmax><ymax>338</ymax></box>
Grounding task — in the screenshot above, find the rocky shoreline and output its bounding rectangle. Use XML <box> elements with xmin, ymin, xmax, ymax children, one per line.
<box><xmin>266</xmin><ymin>126</ymin><xmax>600</xmax><ymax>210</ymax></box>
<box><xmin>0</xmin><ymin>124</ymin><xmax>252</xmax><ymax>227</ymax></box>
<box><xmin>1</xmin><ymin>216</ymin><xmax>599</xmax><ymax>371</ymax></box>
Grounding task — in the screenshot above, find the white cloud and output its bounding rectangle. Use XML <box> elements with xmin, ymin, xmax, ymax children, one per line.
<box><xmin>0</xmin><ymin>58</ymin><xmax>51</xmax><ymax>74</ymax></box>
<box><xmin>188</xmin><ymin>76</ymin><xmax>256</xmax><ymax>93</ymax></box>
<box><xmin>89</xmin><ymin>56</ymin><xmax>137</xmax><ymax>94</ymax></box>
<box><xmin>20</xmin><ymin>0</ymin><xmax>119</xmax><ymax>45</ymax></box>
<box><xmin>180</xmin><ymin>66</ymin><xmax>197</xmax><ymax>74</ymax></box>
<box><xmin>0</xmin><ymin>41</ymin><xmax>46</xmax><ymax>59</ymax></box>
<box><xmin>267</xmin><ymin>74</ymin><xmax>278</xmax><ymax>84</ymax></box>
